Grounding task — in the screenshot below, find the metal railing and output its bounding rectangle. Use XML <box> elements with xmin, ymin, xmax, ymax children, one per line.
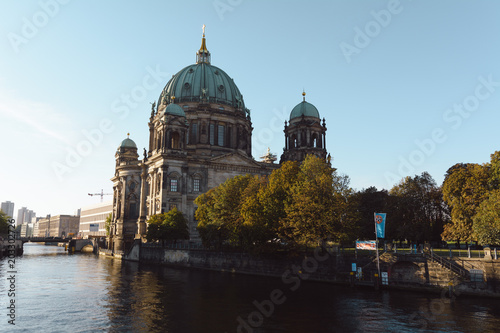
<box><xmin>425</xmin><ymin>251</ymin><xmax>470</xmax><ymax>280</ymax></box>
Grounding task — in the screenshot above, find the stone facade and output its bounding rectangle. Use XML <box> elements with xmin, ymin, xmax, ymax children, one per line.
<box><xmin>108</xmin><ymin>32</ymin><xmax>328</xmax><ymax>253</ymax></box>
<box><xmin>35</xmin><ymin>215</ymin><xmax>79</xmax><ymax>238</ymax></box>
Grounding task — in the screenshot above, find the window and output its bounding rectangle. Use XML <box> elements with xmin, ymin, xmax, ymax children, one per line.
<box><xmin>191</xmin><ymin>123</ymin><xmax>197</xmax><ymax>143</ymax></box>
<box><xmin>209</xmin><ymin>124</ymin><xmax>215</xmax><ymax>145</ymax></box>
<box><xmin>129</xmin><ymin>203</ymin><xmax>137</xmax><ymax>218</ymax></box>
<box><xmin>218</xmin><ymin>125</ymin><xmax>225</xmax><ymax>146</ymax></box>
<box><xmin>170</xmin><ymin>179</ymin><xmax>178</xmax><ymax>192</ymax></box>
<box><xmin>193</xmin><ymin>179</ymin><xmax>200</xmax><ymax>192</ymax></box>
<box><xmin>171</xmin><ymin>132</ymin><xmax>180</xmax><ymax>149</ymax></box>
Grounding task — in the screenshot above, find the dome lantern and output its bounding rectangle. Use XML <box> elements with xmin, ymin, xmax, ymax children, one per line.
<box><xmin>196</xmin><ymin>24</ymin><xmax>211</xmax><ymax>65</ymax></box>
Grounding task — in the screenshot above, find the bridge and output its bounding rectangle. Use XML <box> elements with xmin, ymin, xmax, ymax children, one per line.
<box><xmin>20</xmin><ymin>237</ymin><xmax>70</xmax><ymax>244</ymax></box>
<box><xmin>18</xmin><ymin>237</ymin><xmax>99</xmax><ymax>253</ymax></box>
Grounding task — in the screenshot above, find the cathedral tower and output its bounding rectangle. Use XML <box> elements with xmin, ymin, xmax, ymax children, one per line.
<box><xmin>281</xmin><ymin>92</ymin><xmax>328</xmax><ymax>163</ymax></box>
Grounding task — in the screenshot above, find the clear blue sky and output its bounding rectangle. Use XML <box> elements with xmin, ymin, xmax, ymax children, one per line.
<box><xmin>1</xmin><ymin>0</ymin><xmax>499</xmax><ymax>218</ymax></box>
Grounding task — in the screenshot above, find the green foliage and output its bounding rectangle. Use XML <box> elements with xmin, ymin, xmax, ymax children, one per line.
<box><xmin>489</xmin><ymin>151</ymin><xmax>500</xmax><ymax>189</ymax></box>
<box><xmin>0</xmin><ymin>210</ymin><xmax>10</xmax><ymax>235</ymax></box>
<box><xmin>387</xmin><ymin>172</ymin><xmax>446</xmax><ymax>242</ymax></box>
<box><xmin>104</xmin><ymin>213</ymin><xmax>112</xmax><ymax>236</ymax></box>
<box><xmin>196</xmin><ymin>175</ymin><xmax>260</xmax><ymax>250</ymax></box>
<box><xmin>195</xmin><ymin>155</ymin><xmax>356</xmax><ymax>251</ymax></box>
<box><xmin>441</xmin><ymin>163</ymin><xmax>490</xmax><ymax>242</ymax></box>
<box><xmin>282</xmin><ymin>155</ymin><xmax>338</xmax><ymax>246</ymax></box>
<box><xmin>146</xmin><ymin>208</ymin><xmax>189</xmax><ymax>243</ymax></box>
<box><xmin>473</xmin><ymin>190</ymin><xmax>500</xmax><ymax>245</ymax></box>
<box><xmin>352</xmin><ymin>187</ymin><xmax>389</xmax><ymax>240</ymax></box>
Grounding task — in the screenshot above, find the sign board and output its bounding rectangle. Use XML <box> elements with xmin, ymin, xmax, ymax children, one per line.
<box><xmin>352</xmin><ymin>263</ymin><xmax>357</xmax><ymax>272</ymax></box>
<box><xmin>381</xmin><ymin>272</ymin><xmax>389</xmax><ymax>285</ymax></box>
<box><xmin>356</xmin><ymin>240</ymin><xmax>376</xmax><ymax>250</ymax></box>
<box><xmin>89</xmin><ymin>224</ymin><xmax>99</xmax><ymax>232</ymax></box>
<box><xmin>357</xmin><ymin>267</ymin><xmax>363</xmax><ymax>279</ymax></box>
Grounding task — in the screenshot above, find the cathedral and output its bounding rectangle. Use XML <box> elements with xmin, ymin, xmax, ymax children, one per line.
<box><xmin>108</xmin><ymin>29</ymin><xmax>329</xmax><ymax>252</ymax></box>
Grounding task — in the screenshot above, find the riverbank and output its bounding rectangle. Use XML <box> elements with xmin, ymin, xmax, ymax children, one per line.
<box><xmin>100</xmin><ymin>241</ymin><xmax>500</xmax><ymax>298</ymax></box>
<box><xmin>0</xmin><ymin>239</ymin><xmax>23</xmax><ymax>258</ymax></box>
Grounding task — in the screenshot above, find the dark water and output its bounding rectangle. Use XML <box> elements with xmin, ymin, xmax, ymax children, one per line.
<box><xmin>1</xmin><ymin>244</ymin><xmax>499</xmax><ymax>332</ymax></box>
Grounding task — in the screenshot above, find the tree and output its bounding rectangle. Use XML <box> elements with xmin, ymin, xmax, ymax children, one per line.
<box><xmin>388</xmin><ymin>172</ymin><xmax>447</xmax><ymax>243</ymax></box>
<box><xmin>473</xmin><ymin>190</ymin><xmax>500</xmax><ymax>245</ymax></box>
<box><xmin>146</xmin><ymin>208</ymin><xmax>189</xmax><ymax>243</ymax></box>
<box><xmin>0</xmin><ymin>210</ymin><xmax>10</xmax><ymax>236</ymax></box>
<box><xmin>282</xmin><ymin>155</ymin><xmax>356</xmax><ymax>246</ymax></box>
<box><xmin>250</xmin><ymin>161</ymin><xmax>300</xmax><ymax>247</ymax></box>
<box><xmin>489</xmin><ymin>151</ymin><xmax>500</xmax><ymax>190</ymax></box>
<box><xmin>195</xmin><ymin>155</ymin><xmax>357</xmax><ymax>251</ymax></box>
<box><xmin>352</xmin><ymin>187</ymin><xmax>389</xmax><ymax>240</ymax></box>
<box><xmin>195</xmin><ymin>175</ymin><xmax>258</xmax><ymax>249</ymax></box>
<box><xmin>104</xmin><ymin>213</ymin><xmax>112</xmax><ymax>236</ymax></box>
<box><xmin>441</xmin><ymin>163</ymin><xmax>490</xmax><ymax>243</ymax></box>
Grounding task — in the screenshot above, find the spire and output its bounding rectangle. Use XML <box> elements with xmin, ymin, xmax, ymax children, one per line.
<box><xmin>302</xmin><ymin>90</ymin><xmax>306</xmax><ymax>102</ymax></box>
<box><xmin>196</xmin><ymin>24</ymin><xmax>211</xmax><ymax>64</ymax></box>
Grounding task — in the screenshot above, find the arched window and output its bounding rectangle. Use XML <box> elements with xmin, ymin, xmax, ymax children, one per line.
<box><xmin>127</xmin><ymin>194</ymin><xmax>138</xmax><ymax>219</ymax></box>
<box><xmin>209</xmin><ymin>124</ymin><xmax>215</xmax><ymax>145</ymax></box>
<box><xmin>190</xmin><ymin>123</ymin><xmax>198</xmax><ymax>144</ymax></box>
<box><xmin>218</xmin><ymin>125</ymin><xmax>225</xmax><ymax>146</ymax></box>
<box><xmin>168</xmin><ymin>172</ymin><xmax>181</xmax><ymax>193</ymax></box>
<box><xmin>171</xmin><ymin>132</ymin><xmax>180</xmax><ymax>149</ymax></box>
<box><xmin>312</xmin><ymin>133</ymin><xmax>319</xmax><ymax>148</ymax></box>
<box><xmin>170</xmin><ymin>179</ymin><xmax>178</xmax><ymax>192</ymax></box>
<box><xmin>291</xmin><ymin>134</ymin><xmax>297</xmax><ymax>148</ymax></box>
<box><xmin>192</xmin><ymin>174</ymin><xmax>202</xmax><ymax>193</ymax></box>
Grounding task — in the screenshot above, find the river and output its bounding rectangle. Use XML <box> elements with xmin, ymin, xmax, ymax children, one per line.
<box><xmin>1</xmin><ymin>243</ymin><xmax>499</xmax><ymax>332</ymax></box>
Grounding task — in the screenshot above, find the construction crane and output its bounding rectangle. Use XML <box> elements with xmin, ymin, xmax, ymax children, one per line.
<box><xmin>88</xmin><ymin>189</ymin><xmax>113</xmax><ymax>202</ymax></box>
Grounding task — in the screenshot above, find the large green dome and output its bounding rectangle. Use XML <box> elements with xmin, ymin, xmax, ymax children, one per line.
<box><xmin>290</xmin><ymin>94</ymin><xmax>320</xmax><ymax>120</ymax></box>
<box><xmin>158</xmin><ymin>63</ymin><xmax>246</xmax><ymax>110</ymax></box>
<box><xmin>157</xmin><ymin>33</ymin><xmax>246</xmax><ymax>112</ymax></box>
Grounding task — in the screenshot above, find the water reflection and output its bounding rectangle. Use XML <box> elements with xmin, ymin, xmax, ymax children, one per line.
<box><xmin>2</xmin><ymin>244</ymin><xmax>500</xmax><ymax>333</ymax></box>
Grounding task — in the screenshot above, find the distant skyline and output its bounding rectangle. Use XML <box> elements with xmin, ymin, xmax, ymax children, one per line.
<box><xmin>1</xmin><ymin>0</ymin><xmax>499</xmax><ymax>217</ymax></box>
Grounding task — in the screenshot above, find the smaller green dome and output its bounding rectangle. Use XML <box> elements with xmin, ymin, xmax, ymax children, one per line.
<box><xmin>164</xmin><ymin>103</ymin><xmax>185</xmax><ymax>117</ymax></box>
<box><xmin>120</xmin><ymin>137</ymin><xmax>137</xmax><ymax>149</ymax></box>
<box><xmin>290</xmin><ymin>100</ymin><xmax>320</xmax><ymax>120</ymax></box>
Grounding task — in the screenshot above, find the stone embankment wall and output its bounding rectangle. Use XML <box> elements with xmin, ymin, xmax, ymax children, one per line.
<box><xmin>119</xmin><ymin>242</ymin><xmax>500</xmax><ymax>297</ymax></box>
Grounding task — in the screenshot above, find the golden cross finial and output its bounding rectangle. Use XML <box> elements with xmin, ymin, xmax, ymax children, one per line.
<box><xmin>202</xmin><ymin>24</ymin><xmax>206</xmax><ymax>36</ymax></box>
<box><xmin>127</xmin><ymin>132</ymin><xmax>130</xmax><ymax>138</ymax></box>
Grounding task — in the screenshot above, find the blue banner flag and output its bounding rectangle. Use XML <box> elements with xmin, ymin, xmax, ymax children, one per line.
<box><xmin>374</xmin><ymin>213</ymin><xmax>386</xmax><ymax>238</ymax></box>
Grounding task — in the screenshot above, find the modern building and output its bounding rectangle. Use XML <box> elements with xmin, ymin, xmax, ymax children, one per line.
<box><xmin>20</xmin><ymin>223</ymin><xmax>34</xmax><ymax>238</ymax></box>
<box><xmin>79</xmin><ymin>201</ymin><xmax>113</xmax><ymax>238</ymax></box>
<box><xmin>1</xmin><ymin>201</ymin><xmax>15</xmax><ymax>218</ymax></box>
<box><xmin>16</xmin><ymin>207</ymin><xmax>36</xmax><ymax>225</ymax></box>
<box><xmin>109</xmin><ymin>30</ymin><xmax>328</xmax><ymax>252</ymax></box>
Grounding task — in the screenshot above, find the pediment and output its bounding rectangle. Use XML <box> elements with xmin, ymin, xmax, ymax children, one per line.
<box><xmin>208</xmin><ymin>152</ymin><xmax>261</xmax><ymax>167</ymax></box>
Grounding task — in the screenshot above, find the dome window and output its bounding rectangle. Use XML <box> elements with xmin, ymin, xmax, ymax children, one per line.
<box><xmin>218</xmin><ymin>85</ymin><xmax>225</xmax><ymax>93</ymax></box>
<box><xmin>214</xmin><ymin>70</ymin><xmax>219</xmax><ymax>75</ymax></box>
<box><xmin>184</xmin><ymin>83</ymin><xmax>191</xmax><ymax>90</ymax></box>
<box><xmin>188</xmin><ymin>68</ymin><xmax>194</xmax><ymax>73</ymax></box>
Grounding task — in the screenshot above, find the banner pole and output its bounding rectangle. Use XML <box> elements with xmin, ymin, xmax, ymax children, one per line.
<box><xmin>374</xmin><ymin>213</ymin><xmax>381</xmax><ymax>279</ymax></box>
